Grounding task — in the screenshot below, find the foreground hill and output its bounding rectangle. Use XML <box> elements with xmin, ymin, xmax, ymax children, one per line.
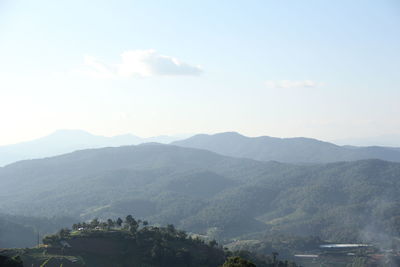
<box><xmin>1</xmin><ymin>218</ymin><xmax>294</xmax><ymax>267</ymax></box>
<box><xmin>0</xmin><ymin>228</ymin><xmax>224</xmax><ymax>267</ymax></box>
<box><xmin>0</xmin><ymin>129</ymin><xmax>185</xmax><ymax>167</ymax></box>
<box><xmin>1</xmin><ymin>144</ymin><xmax>400</xmax><ymax>247</ymax></box>
<box><xmin>172</xmin><ymin>132</ymin><xmax>400</xmax><ymax>163</ymax></box>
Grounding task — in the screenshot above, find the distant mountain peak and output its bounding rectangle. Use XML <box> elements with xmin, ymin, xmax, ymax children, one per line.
<box><xmin>188</xmin><ymin>132</ymin><xmax>247</xmax><ymax>140</ymax></box>
<box><xmin>215</xmin><ymin>131</ymin><xmax>243</xmax><ymax>136</ymax></box>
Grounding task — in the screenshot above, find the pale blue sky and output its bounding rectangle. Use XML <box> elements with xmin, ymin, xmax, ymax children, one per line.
<box><xmin>0</xmin><ymin>0</ymin><xmax>399</xmax><ymax>145</ymax></box>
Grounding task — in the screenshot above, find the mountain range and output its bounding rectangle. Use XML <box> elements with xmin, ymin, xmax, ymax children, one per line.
<box><xmin>333</xmin><ymin>134</ymin><xmax>400</xmax><ymax>147</ymax></box>
<box><xmin>2</xmin><ymin>130</ymin><xmax>400</xmax><ymax>168</ymax></box>
<box><xmin>172</xmin><ymin>132</ymin><xmax>400</xmax><ymax>163</ymax></box>
<box><xmin>1</xmin><ymin>143</ymin><xmax>400</xmax><ymax>246</ymax></box>
<box><xmin>0</xmin><ymin>129</ymin><xmax>187</xmax><ymax>167</ymax></box>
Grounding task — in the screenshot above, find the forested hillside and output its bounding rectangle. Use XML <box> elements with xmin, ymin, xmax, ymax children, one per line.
<box><xmin>0</xmin><ymin>213</ymin><xmax>75</xmax><ymax>248</ymax></box>
<box><xmin>172</xmin><ymin>132</ymin><xmax>400</xmax><ymax>163</ymax></box>
<box><xmin>1</xmin><ymin>144</ymin><xmax>400</xmax><ymax>248</ymax></box>
<box><xmin>1</xmin><ymin>216</ymin><xmax>297</xmax><ymax>267</ymax></box>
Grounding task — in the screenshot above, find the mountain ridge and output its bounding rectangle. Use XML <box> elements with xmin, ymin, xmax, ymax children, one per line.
<box><xmin>1</xmin><ymin>143</ymin><xmax>400</xmax><ymax>245</ymax></box>
<box><xmin>172</xmin><ymin>132</ymin><xmax>400</xmax><ymax>163</ymax></box>
<box><xmin>0</xmin><ymin>129</ymin><xmax>188</xmax><ymax>167</ymax></box>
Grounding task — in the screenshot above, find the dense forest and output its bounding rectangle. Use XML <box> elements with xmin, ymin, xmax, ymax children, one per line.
<box><xmin>1</xmin><ymin>144</ymin><xmax>400</xmax><ymax>249</ymax></box>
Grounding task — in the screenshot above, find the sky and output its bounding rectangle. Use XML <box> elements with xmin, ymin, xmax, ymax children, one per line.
<box><xmin>0</xmin><ymin>0</ymin><xmax>399</xmax><ymax>146</ymax></box>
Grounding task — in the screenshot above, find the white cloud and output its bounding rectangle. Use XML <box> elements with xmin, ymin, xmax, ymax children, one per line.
<box><xmin>75</xmin><ymin>50</ymin><xmax>202</xmax><ymax>79</ymax></box>
<box><xmin>265</xmin><ymin>80</ymin><xmax>323</xmax><ymax>89</ymax></box>
<box><xmin>118</xmin><ymin>50</ymin><xmax>202</xmax><ymax>77</ymax></box>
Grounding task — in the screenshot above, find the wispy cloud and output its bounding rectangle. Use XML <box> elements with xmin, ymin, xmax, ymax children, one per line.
<box><xmin>80</xmin><ymin>56</ymin><xmax>116</xmax><ymax>79</ymax></box>
<box><xmin>265</xmin><ymin>80</ymin><xmax>323</xmax><ymax>89</ymax></box>
<box><xmin>74</xmin><ymin>49</ymin><xmax>203</xmax><ymax>79</ymax></box>
<box><xmin>118</xmin><ymin>50</ymin><xmax>202</xmax><ymax>77</ymax></box>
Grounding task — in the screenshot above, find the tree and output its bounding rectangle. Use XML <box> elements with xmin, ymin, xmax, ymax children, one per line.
<box><xmin>42</xmin><ymin>234</ymin><xmax>59</xmax><ymax>245</ymax></box>
<box><xmin>125</xmin><ymin>215</ymin><xmax>139</xmax><ymax>233</ymax></box>
<box><xmin>209</xmin><ymin>240</ymin><xmax>218</xmax><ymax>248</ymax></box>
<box><xmin>116</xmin><ymin>217</ymin><xmax>123</xmax><ymax>227</ymax></box>
<box><xmin>107</xmin><ymin>219</ymin><xmax>115</xmax><ymax>229</ymax></box>
<box><xmin>177</xmin><ymin>230</ymin><xmax>187</xmax><ymax>240</ymax></box>
<box><xmin>125</xmin><ymin>215</ymin><xmax>134</xmax><ymax>224</ymax></box>
<box><xmin>90</xmin><ymin>218</ymin><xmax>100</xmax><ymax>229</ymax></box>
<box><xmin>58</xmin><ymin>228</ymin><xmax>71</xmax><ymax>238</ymax></box>
<box><xmin>167</xmin><ymin>224</ymin><xmax>176</xmax><ymax>234</ymax></box>
<box><xmin>221</xmin><ymin>256</ymin><xmax>256</xmax><ymax>267</ymax></box>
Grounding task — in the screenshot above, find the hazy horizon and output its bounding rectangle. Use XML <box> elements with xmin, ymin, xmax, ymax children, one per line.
<box><xmin>1</xmin><ymin>0</ymin><xmax>400</xmax><ymax>146</ymax></box>
<box><xmin>1</xmin><ymin>128</ymin><xmax>400</xmax><ymax>148</ymax></box>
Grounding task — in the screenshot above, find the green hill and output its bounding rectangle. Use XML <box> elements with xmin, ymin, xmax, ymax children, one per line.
<box><xmin>0</xmin><ymin>217</ymin><xmax>296</xmax><ymax>267</ymax></box>
<box><xmin>1</xmin><ymin>144</ymin><xmax>400</xmax><ymax>247</ymax></box>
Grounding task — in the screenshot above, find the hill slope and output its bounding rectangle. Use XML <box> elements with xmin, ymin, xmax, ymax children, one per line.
<box><xmin>0</xmin><ymin>214</ymin><xmax>75</xmax><ymax>248</ymax></box>
<box><xmin>1</xmin><ymin>220</ymin><xmax>296</xmax><ymax>267</ymax></box>
<box><xmin>1</xmin><ymin>144</ymin><xmax>400</xmax><ymax>245</ymax></box>
<box><xmin>172</xmin><ymin>132</ymin><xmax>400</xmax><ymax>163</ymax></box>
<box><xmin>1</xmin><ymin>226</ymin><xmax>226</xmax><ymax>267</ymax></box>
